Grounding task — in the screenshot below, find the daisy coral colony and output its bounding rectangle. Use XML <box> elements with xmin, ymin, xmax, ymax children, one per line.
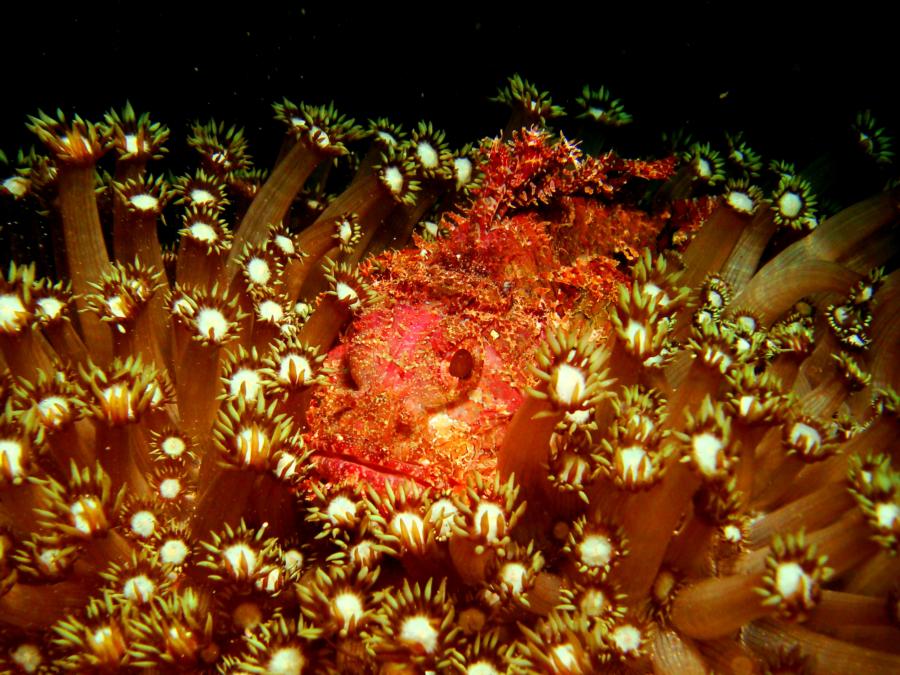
<box><xmin>0</xmin><ymin>73</ymin><xmax>898</xmax><ymax>675</ymax></box>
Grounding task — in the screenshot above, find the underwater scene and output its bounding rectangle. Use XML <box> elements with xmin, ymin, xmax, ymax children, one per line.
<box><xmin>0</xmin><ymin>6</ymin><xmax>898</xmax><ymax>674</ymax></box>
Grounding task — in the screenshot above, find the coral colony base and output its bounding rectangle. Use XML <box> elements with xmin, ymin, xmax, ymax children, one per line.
<box><xmin>0</xmin><ymin>75</ymin><xmax>898</xmax><ymax>674</ymax></box>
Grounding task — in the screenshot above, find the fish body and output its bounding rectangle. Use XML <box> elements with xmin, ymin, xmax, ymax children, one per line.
<box><xmin>307</xmin><ymin>130</ymin><xmax>680</xmax><ymax>488</ymax></box>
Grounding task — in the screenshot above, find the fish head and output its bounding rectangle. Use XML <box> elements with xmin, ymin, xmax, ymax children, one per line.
<box><xmin>306</xmin><ymin>301</ymin><xmax>525</xmax><ymax>489</ymax></box>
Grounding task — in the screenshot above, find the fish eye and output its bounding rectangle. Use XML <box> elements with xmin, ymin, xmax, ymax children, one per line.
<box><xmin>448</xmin><ymin>348</ymin><xmax>474</xmax><ymax>380</ymax></box>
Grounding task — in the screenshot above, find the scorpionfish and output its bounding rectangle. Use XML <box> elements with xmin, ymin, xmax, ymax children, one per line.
<box><xmin>306</xmin><ymin>129</ymin><xmax>690</xmax><ymax>489</ymax></box>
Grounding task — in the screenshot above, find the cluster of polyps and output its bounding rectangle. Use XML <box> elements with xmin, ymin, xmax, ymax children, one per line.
<box><xmin>0</xmin><ymin>79</ymin><xmax>898</xmax><ymax>673</ymax></box>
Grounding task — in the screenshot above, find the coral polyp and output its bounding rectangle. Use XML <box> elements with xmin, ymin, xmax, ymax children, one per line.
<box><xmin>1</xmin><ymin>73</ymin><xmax>899</xmax><ymax>675</ymax></box>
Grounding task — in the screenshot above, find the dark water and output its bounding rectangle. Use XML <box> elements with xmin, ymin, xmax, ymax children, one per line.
<box><xmin>3</xmin><ymin>6</ymin><xmax>894</xmax><ymax>153</ymax></box>
<box><xmin>1</xmin><ymin>4</ymin><xmax>895</xmax><ymax>271</ymax></box>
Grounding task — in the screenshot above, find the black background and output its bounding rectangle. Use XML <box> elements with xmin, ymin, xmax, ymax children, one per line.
<box><xmin>2</xmin><ymin>3</ymin><xmax>895</xmax><ymax>169</ymax></box>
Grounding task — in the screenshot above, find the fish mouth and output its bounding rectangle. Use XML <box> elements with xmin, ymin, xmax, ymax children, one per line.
<box><xmin>309</xmin><ymin>438</ymin><xmax>439</xmax><ymax>488</ymax></box>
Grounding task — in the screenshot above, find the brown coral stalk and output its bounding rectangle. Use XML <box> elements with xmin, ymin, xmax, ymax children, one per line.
<box><xmin>112</xmin><ymin>211</ymin><xmax>167</xmax><ymax>286</ymax></box>
<box><xmin>0</xmin><ymin>581</ymin><xmax>91</xmax><ymax>629</ymax></box>
<box><xmin>806</xmin><ymin>590</ymin><xmax>893</xmax><ymax>631</ymax></box>
<box><xmin>664</xmin><ymin>514</ymin><xmax>718</xmax><ymax>577</ymax></box>
<box><xmin>843</xmin><ymin>553</ymin><xmax>900</xmax><ymax>596</ymax></box>
<box><xmin>680</xmin><ymin>205</ymin><xmax>756</xmax><ymax>291</ymax></box>
<box><xmin>650</xmin><ymin>628</ymin><xmax>712</xmax><ymax>675</ymax></box>
<box><xmin>175</xmin><ymin>340</ymin><xmax>223</xmax><ymax>439</ymax></box>
<box><xmin>497</xmin><ymin>396</ymin><xmax>559</xmax><ymax>515</ymax></box>
<box><xmin>734</xmin><ymin>191</ymin><xmax>899</xmax><ymax>324</ymax></box>
<box><xmin>0</xmin><ymin>332</ymin><xmax>56</xmax><ymax>381</ymax></box>
<box><xmin>46</xmin><ymin>422</ymin><xmax>96</xmax><ymax>471</ymax></box>
<box><xmin>42</xmin><ymin>320</ymin><xmax>90</xmax><ymax>370</ymax></box>
<box><xmin>670</xmin><ymin>571</ymin><xmax>768</xmax><ymax>639</ymax></box>
<box><xmin>743</xmin><ymin>618</ymin><xmax>900</xmax><ymax>674</ymax></box>
<box><xmin>869</xmin><ymin>272</ymin><xmax>900</xmax><ymax>390</ymax></box>
<box><xmin>744</xmin><ymin>482</ymin><xmax>853</xmax><ymax>552</ymax></box>
<box><xmin>362</xmin><ymin>183</ymin><xmax>444</xmax><ymax>259</ymax></box>
<box><xmin>296</xmin><ymin>296</ymin><xmax>352</xmax><ymax>353</ymax></box>
<box><xmin>0</xmin><ymin>483</ymin><xmax>44</xmax><ymax>529</ymax></box>
<box><xmin>94</xmin><ymin>426</ymin><xmax>151</xmax><ymax>498</ymax></box>
<box><xmin>718</xmin><ymin>210</ymin><xmax>777</xmax><ymax>291</ymax></box>
<box><xmin>287</xmin><ymin>173</ymin><xmax>398</xmax><ymax>302</ymax></box>
<box><xmin>226</xmin><ymin>141</ymin><xmax>325</xmax><ymax>275</ymax></box>
<box><xmin>55</xmin><ymin>165</ymin><xmax>112</xmax><ymax>362</ymax></box>
<box><xmin>620</xmin><ymin>462</ymin><xmax>700</xmax><ymax>602</ymax></box>
<box><xmin>786</xmin><ymin>417</ymin><xmax>895</xmax><ymax>503</ymax></box>
<box><xmin>190</xmin><ymin>469</ymin><xmax>257</xmax><ymax>541</ymax></box>
<box><xmin>738</xmin><ymin>510</ymin><xmax>877</xmax><ymax>578</ymax></box>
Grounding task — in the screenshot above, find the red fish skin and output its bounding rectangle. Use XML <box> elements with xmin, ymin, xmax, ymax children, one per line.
<box><xmin>308</xmin><ymin>302</ymin><xmax>526</xmax><ymax>488</ymax></box>
<box><xmin>306</xmin><ymin>130</ymin><xmax>683</xmax><ymax>490</ymax></box>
